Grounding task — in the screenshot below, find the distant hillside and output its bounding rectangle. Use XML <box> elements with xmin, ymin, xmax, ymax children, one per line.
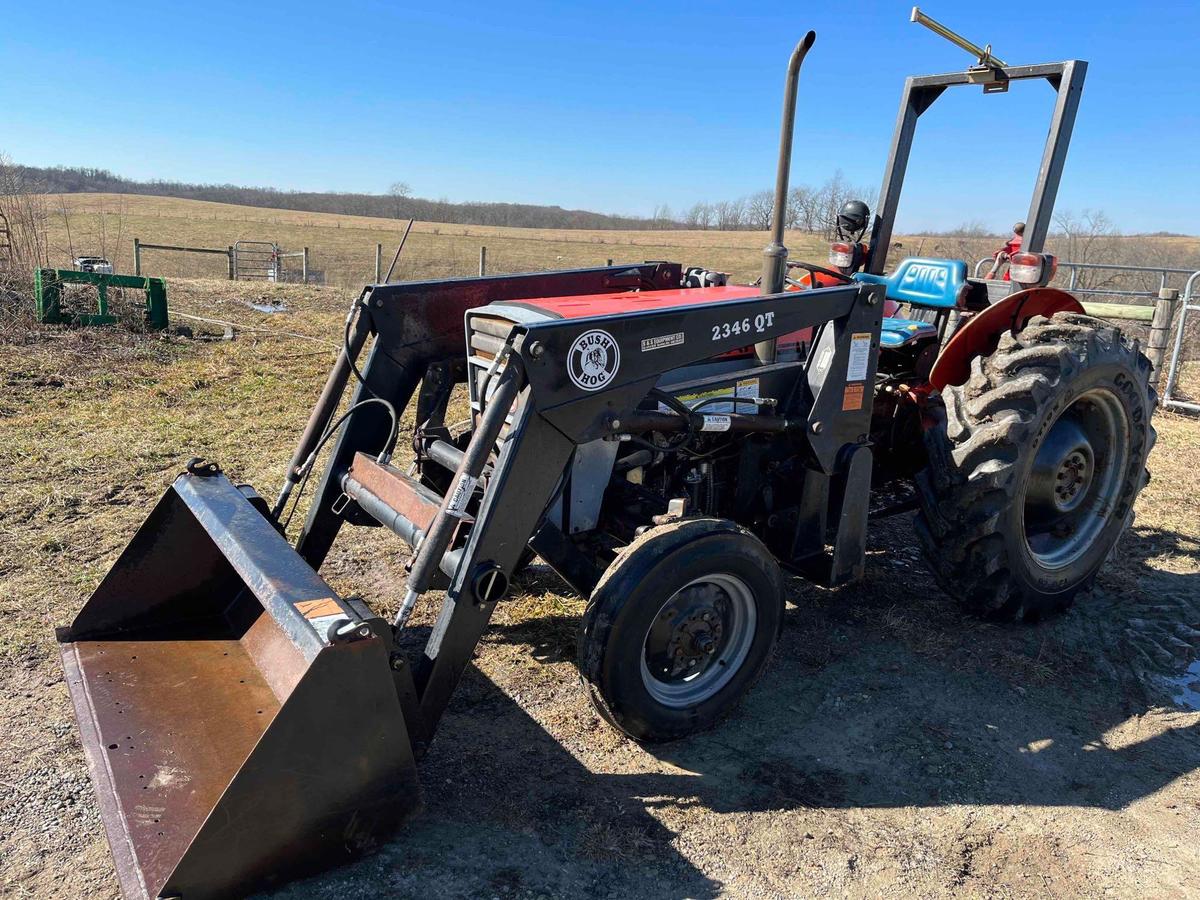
<box><xmin>11</xmin><ymin>164</ymin><xmax>668</xmax><ymax>231</ymax></box>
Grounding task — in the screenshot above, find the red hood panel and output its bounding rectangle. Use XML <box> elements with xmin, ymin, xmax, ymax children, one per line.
<box><xmin>503</xmin><ymin>285</ymin><xmax>763</xmax><ymax>319</ymax></box>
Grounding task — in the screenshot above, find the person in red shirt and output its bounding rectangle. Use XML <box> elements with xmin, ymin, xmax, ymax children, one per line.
<box><xmin>985</xmin><ymin>222</ymin><xmax>1025</xmax><ymax>280</ymax></box>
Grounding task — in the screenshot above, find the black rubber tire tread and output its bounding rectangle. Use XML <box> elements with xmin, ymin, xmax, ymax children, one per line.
<box><xmin>578</xmin><ymin>518</ymin><xmax>784</xmax><ymax>743</ymax></box>
<box><xmin>915</xmin><ymin>312</ymin><xmax>1157</xmax><ymax>621</ymax></box>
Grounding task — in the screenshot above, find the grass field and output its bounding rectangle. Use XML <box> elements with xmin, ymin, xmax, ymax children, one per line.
<box><xmin>42</xmin><ymin>193</ymin><xmax>836</xmax><ymax>287</ymax></box>
<box><xmin>46</xmin><ymin>193</ymin><xmax>1200</xmax><ymax>291</ymax></box>
<box><xmin>3</xmin><ymin>202</ymin><xmax>1200</xmax><ymax>898</ymax></box>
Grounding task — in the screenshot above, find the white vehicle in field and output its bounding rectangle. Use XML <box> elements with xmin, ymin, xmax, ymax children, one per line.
<box><xmin>72</xmin><ymin>256</ymin><xmax>114</xmax><ymax>274</ymax></box>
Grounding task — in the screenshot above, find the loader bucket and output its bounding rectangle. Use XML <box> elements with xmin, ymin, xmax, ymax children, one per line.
<box><xmin>57</xmin><ymin>468</ymin><xmax>420</xmax><ymax>900</ymax></box>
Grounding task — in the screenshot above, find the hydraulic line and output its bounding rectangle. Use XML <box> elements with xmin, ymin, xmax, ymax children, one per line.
<box><xmin>394</xmin><ymin>360</ymin><xmax>522</xmax><ymax>628</ymax></box>
<box><xmin>272</xmin><ymin>293</ymin><xmax>398</xmax><ymax>520</ymax></box>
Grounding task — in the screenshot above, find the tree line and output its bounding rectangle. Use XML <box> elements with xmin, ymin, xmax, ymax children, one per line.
<box><xmin>8</xmin><ymin>164</ymin><xmax>666</xmax><ymax>231</ymax></box>
<box><xmin>12</xmin><ymin>162</ymin><xmax>876</xmax><ymax>235</ymax></box>
<box><xmin>662</xmin><ymin>172</ymin><xmax>874</xmax><ymax>237</ymax></box>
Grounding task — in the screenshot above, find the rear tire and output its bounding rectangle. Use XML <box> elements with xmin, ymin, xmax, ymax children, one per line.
<box><xmin>916</xmin><ymin>313</ymin><xmax>1156</xmax><ymax>621</ymax></box>
<box><xmin>579</xmin><ymin>519</ymin><xmax>784</xmax><ymax>742</ymax></box>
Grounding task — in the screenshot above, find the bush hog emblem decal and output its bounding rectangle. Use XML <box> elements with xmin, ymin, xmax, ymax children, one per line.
<box><xmin>568</xmin><ymin>329</ymin><xmax>620</xmax><ymax>391</ymax></box>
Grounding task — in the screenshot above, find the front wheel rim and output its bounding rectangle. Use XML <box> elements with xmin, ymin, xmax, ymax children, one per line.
<box><xmin>1022</xmin><ymin>387</ymin><xmax>1130</xmax><ymax>570</ymax></box>
<box><xmin>639</xmin><ymin>573</ymin><xmax>757</xmax><ymax>709</ymax></box>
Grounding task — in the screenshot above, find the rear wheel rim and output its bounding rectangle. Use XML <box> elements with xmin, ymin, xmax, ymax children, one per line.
<box><xmin>1022</xmin><ymin>387</ymin><xmax>1130</xmax><ymax>570</ymax></box>
<box><xmin>640</xmin><ymin>573</ymin><xmax>757</xmax><ymax>709</ymax></box>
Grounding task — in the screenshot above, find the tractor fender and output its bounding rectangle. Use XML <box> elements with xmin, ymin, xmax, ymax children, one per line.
<box><xmin>928</xmin><ymin>287</ymin><xmax>1085</xmax><ymax>391</ymax></box>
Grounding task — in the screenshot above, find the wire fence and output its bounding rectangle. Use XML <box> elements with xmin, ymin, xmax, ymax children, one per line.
<box><xmin>973</xmin><ymin>257</ymin><xmax>1200</xmax><ymax>413</ymax></box>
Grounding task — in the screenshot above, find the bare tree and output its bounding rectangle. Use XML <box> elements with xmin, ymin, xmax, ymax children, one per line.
<box><xmin>714</xmin><ymin>198</ymin><xmax>746</xmax><ymax>231</ymax></box>
<box><xmin>785</xmin><ymin>185</ymin><xmax>810</xmax><ymax>230</ymax></box>
<box><xmin>0</xmin><ymin>153</ymin><xmax>50</xmax><ymax>271</ymax></box>
<box><xmin>745</xmin><ymin>190</ymin><xmax>774</xmax><ymax>231</ymax></box>
<box><xmin>1048</xmin><ymin>209</ymin><xmax>1130</xmax><ymax>294</ymax></box>
<box><xmin>1051</xmin><ymin>210</ymin><xmax>1120</xmax><ymax>265</ymax></box>
<box><xmin>811</xmin><ymin>171</ymin><xmax>874</xmax><ymax>239</ymax></box>
<box><xmin>684</xmin><ymin>202</ymin><xmax>713</xmax><ymax>230</ymax></box>
<box><xmin>790</xmin><ymin>184</ymin><xmax>822</xmax><ymax>233</ymax></box>
<box><xmin>387</xmin><ymin>182</ymin><xmax>412</xmax><ymax>219</ymax></box>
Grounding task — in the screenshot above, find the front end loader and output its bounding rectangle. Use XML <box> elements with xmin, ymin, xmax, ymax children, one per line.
<box><xmin>58</xmin><ymin>14</ymin><xmax>1157</xmax><ymax>900</ymax></box>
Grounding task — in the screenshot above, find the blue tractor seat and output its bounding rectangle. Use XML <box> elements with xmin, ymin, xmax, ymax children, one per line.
<box><xmin>853</xmin><ymin>257</ymin><xmax>968</xmax><ymax>310</ymax></box>
<box><xmin>880</xmin><ymin>316</ymin><xmax>938</xmax><ymax>348</ymax></box>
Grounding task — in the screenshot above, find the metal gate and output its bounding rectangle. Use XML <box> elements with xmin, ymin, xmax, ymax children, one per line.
<box><xmin>1163</xmin><ymin>271</ymin><xmax>1200</xmax><ymax>414</ymax></box>
<box><xmin>233</xmin><ymin>240</ymin><xmax>279</xmax><ymax>281</ymax></box>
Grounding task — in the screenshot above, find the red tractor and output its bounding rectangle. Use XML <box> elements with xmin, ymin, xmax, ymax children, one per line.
<box><xmin>56</xmin><ymin>17</ymin><xmax>1156</xmax><ymax>900</ymax></box>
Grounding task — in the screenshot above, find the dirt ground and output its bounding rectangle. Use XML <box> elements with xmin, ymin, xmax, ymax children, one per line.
<box><xmin>2</xmin><ymin>280</ymin><xmax>1199</xmax><ymax>899</ymax></box>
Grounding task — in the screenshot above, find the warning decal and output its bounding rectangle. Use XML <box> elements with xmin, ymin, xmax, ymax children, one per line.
<box><xmin>846</xmin><ymin>332</ymin><xmax>873</xmax><ymax>382</ymax></box>
<box><xmin>700</xmin><ymin>415</ymin><xmax>732</xmax><ymax>432</ymax></box>
<box><xmin>296</xmin><ymin>598</ymin><xmax>341</xmax><ymax>619</ymax></box>
<box><xmin>446</xmin><ymin>473</ymin><xmax>479</xmax><ymax>518</ymax></box>
<box><xmin>842</xmin><ymin>383</ymin><xmax>865</xmax><ymax>411</ymax></box>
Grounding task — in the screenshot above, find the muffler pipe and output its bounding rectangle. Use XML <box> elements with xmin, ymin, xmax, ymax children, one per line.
<box><xmin>756</xmin><ymin>30</ymin><xmax>817</xmax><ymax>365</ymax></box>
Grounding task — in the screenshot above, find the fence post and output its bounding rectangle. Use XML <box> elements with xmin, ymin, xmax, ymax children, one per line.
<box><xmin>375</xmin><ymin>243</ymin><xmax>383</xmax><ymax>283</ymax></box>
<box><xmin>227</xmin><ymin>247</ymin><xmax>235</xmax><ymax>280</ymax></box>
<box><xmin>607</xmin><ymin>258</ymin><xmax>613</xmax><ymax>267</ymax></box>
<box><xmin>133</xmin><ymin>238</ymin><xmax>141</xmax><ymax>276</ymax></box>
<box><xmin>1148</xmin><ymin>287</ymin><xmax>1180</xmax><ymax>383</ymax></box>
<box><xmin>479</xmin><ymin>246</ymin><xmax>487</xmax><ymax>276</ymax></box>
<box><xmin>302</xmin><ymin>247</ymin><xmax>309</xmax><ymax>284</ymax></box>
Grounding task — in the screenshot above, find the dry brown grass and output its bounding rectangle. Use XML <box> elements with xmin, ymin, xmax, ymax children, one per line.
<box><xmin>42</xmin><ymin>193</ymin><xmax>837</xmax><ymax>287</ymax></box>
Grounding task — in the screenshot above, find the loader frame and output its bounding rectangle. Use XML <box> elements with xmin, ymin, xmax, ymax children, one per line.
<box><xmin>294</xmin><ymin>268</ymin><xmax>884</xmax><ymax>745</ymax></box>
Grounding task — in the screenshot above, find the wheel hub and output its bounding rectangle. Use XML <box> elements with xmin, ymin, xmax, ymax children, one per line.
<box><xmin>1028</xmin><ymin>418</ymin><xmax>1095</xmax><ymax>518</ymax></box>
<box><xmin>1022</xmin><ymin>389</ymin><xmax>1130</xmax><ymax>570</ymax></box>
<box><xmin>640</xmin><ymin>574</ymin><xmax>758</xmax><ymax>709</ymax></box>
<box><xmin>665</xmin><ymin>609</ymin><xmax>725</xmax><ymax>676</ymax></box>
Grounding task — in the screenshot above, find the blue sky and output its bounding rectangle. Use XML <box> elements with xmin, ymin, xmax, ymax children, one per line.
<box><xmin>2</xmin><ymin>1</ymin><xmax>1196</xmax><ymax>233</ymax></box>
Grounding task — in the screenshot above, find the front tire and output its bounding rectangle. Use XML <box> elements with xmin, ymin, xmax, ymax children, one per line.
<box><xmin>916</xmin><ymin>313</ymin><xmax>1156</xmax><ymax>621</ymax></box>
<box><xmin>579</xmin><ymin>519</ymin><xmax>784</xmax><ymax>742</ymax></box>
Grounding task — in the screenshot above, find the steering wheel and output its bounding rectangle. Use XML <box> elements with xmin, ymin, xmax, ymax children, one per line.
<box><xmin>785</xmin><ymin>261</ymin><xmax>856</xmax><ymax>288</ymax></box>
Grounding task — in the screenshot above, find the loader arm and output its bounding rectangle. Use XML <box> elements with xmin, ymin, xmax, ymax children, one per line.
<box><xmin>302</xmin><ymin>274</ymin><xmax>884</xmax><ymax>739</ymax></box>
<box><xmin>295</xmin><ymin>262</ymin><xmax>681</xmax><ymax>566</ymax></box>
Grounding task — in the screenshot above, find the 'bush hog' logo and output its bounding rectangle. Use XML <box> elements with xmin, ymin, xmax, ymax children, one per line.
<box><xmin>568</xmin><ymin>329</ymin><xmax>620</xmax><ymax>391</ymax></box>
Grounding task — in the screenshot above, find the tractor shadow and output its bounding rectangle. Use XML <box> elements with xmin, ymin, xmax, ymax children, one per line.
<box><xmin>494</xmin><ymin>520</ymin><xmax>1200</xmax><ymax>816</ymax></box>
<box><xmin>269</xmin><ymin>523</ymin><xmax>1199</xmax><ymax>899</ymax></box>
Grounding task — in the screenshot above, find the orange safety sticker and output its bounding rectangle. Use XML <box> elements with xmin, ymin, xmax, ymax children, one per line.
<box><xmin>842</xmin><ymin>382</ymin><xmax>865</xmax><ymax>411</ymax></box>
<box><xmin>295</xmin><ymin>598</ymin><xmax>341</xmax><ymax>619</ymax></box>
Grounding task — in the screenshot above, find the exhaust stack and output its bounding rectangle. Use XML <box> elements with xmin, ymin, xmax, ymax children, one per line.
<box><xmin>756</xmin><ymin>30</ymin><xmax>817</xmax><ymax>365</ymax></box>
